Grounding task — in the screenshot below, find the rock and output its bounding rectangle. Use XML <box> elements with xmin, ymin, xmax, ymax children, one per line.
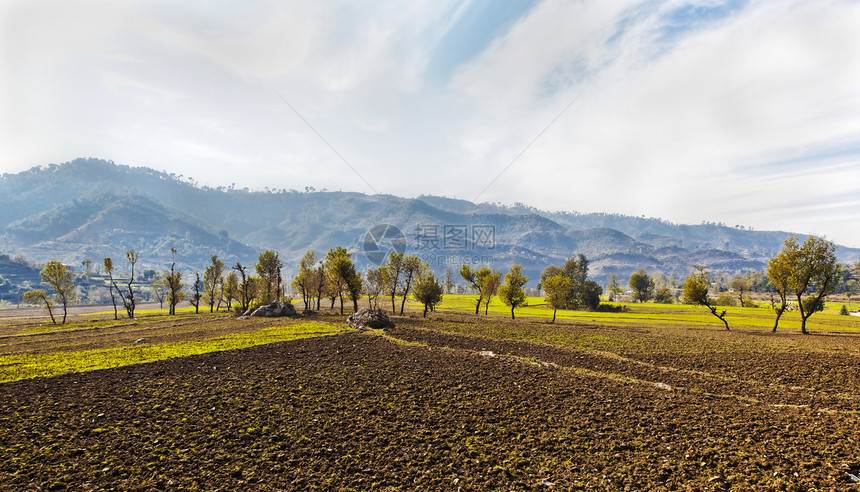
<box><xmin>248</xmin><ymin>301</ymin><xmax>298</xmax><ymax>317</ymax></box>
<box><xmin>135</xmin><ymin>338</ymin><xmax>148</xmax><ymax>344</ymax></box>
<box><xmin>302</xmin><ymin>309</ymin><xmax>318</xmax><ymax>316</ymax></box>
<box><xmin>346</xmin><ymin>308</ymin><xmax>394</xmax><ymax>330</ymax></box>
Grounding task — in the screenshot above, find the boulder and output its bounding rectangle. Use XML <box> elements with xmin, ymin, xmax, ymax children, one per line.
<box><xmin>347</xmin><ymin>308</ymin><xmax>395</xmax><ymax>330</ymax></box>
<box><xmin>248</xmin><ymin>301</ymin><xmax>298</xmax><ymax>317</ymax></box>
<box><xmin>302</xmin><ymin>309</ymin><xmax>318</xmax><ymax>316</ymax></box>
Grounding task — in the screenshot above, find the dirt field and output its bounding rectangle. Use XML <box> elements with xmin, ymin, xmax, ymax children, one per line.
<box><xmin>3</xmin><ymin>315</ymin><xmax>860</xmax><ymax>490</ymax></box>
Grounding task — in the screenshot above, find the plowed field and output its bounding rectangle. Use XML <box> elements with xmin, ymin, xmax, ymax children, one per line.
<box><xmin>3</xmin><ymin>318</ymin><xmax>860</xmax><ymax>490</ymax></box>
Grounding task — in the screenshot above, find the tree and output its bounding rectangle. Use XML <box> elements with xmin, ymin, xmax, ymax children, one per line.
<box><xmin>125</xmin><ymin>250</ymin><xmax>139</xmax><ymax>318</ymax></box>
<box><xmin>256</xmin><ymin>250</ymin><xmax>282</xmax><ymax>304</ymax></box>
<box><xmin>23</xmin><ymin>289</ymin><xmax>56</xmax><ymax>324</ymax></box>
<box><xmin>103</xmin><ymin>257</ymin><xmax>119</xmax><ymax>320</ymax></box>
<box><xmin>792</xmin><ymin>236</ymin><xmax>839</xmax><ymax>334</ymax></box>
<box><xmin>150</xmin><ymin>273</ymin><xmax>166</xmax><ymax>309</ymax></box>
<box><xmin>233</xmin><ymin>262</ymin><xmax>252</xmax><ymax>313</ymax></box>
<box><xmin>189</xmin><ymin>271</ymin><xmax>203</xmax><ymax>314</ymax></box>
<box><xmin>629</xmin><ymin>268</ymin><xmax>655</xmax><ymax>303</ymax></box>
<box><xmin>498</xmin><ymin>265</ymin><xmax>529</xmax><ymax>319</ymax></box>
<box><xmin>313</xmin><ymin>262</ymin><xmax>325</xmax><ymax>310</ymax></box>
<box><xmin>683</xmin><ymin>269</ymin><xmax>730</xmax><ymax>331</ymax></box>
<box><xmin>543</xmin><ymin>274</ymin><xmax>571</xmax><ymax>323</ymax></box>
<box><xmin>539</xmin><ymin>257</ymin><xmax>601</xmax><ymax>311</ymax></box>
<box><xmin>654</xmin><ymin>286</ymin><xmax>674</xmax><ymax>304</ymax></box>
<box><xmin>203</xmin><ymin>255</ymin><xmax>225</xmax><ymax>312</ymax></box>
<box><xmin>384</xmin><ymin>252</ymin><xmax>405</xmax><ymax>314</ymax></box>
<box><xmin>443</xmin><ymin>268</ymin><xmax>455</xmax><ymax>294</ymax></box>
<box><xmin>413</xmin><ymin>268</ymin><xmax>443</xmax><ymax>317</ymax></box>
<box><xmin>562</xmin><ymin>254</ymin><xmax>589</xmax><ymax>308</ymax></box>
<box><xmin>222</xmin><ymin>272</ymin><xmax>239</xmax><ymax>311</ymax></box>
<box><xmin>579</xmin><ymin>279</ymin><xmax>603</xmax><ymax>310</ymax></box>
<box><xmin>480</xmin><ymin>271</ymin><xmax>501</xmax><ymax>315</ymax></box>
<box><xmin>325</xmin><ymin>247</ymin><xmax>356</xmax><ymax>315</ymax></box>
<box><xmin>399</xmin><ymin>256</ymin><xmax>422</xmax><ymax>315</ymax></box>
<box><xmin>365</xmin><ymin>267</ymin><xmax>385</xmax><ymax>310</ymax></box>
<box><xmin>166</xmin><ymin>248</ymin><xmax>184</xmax><ymax>315</ymax></box>
<box><xmin>460</xmin><ymin>264</ymin><xmax>492</xmax><ymax>315</ymax></box>
<box><xmin>33</xmin><ymin>260</ymin><xmax>77</xmax><ymax>324</ymax></box>
<box><xmin>730</xmin><ymin>275</ymin><xmax>750</xmax><ymax>307</ymax></box>
<box><xmin>293</xmin><ymin>251</ymin><xmax>318</xmax><ymax>309</ymax></box>
<box><xmin>606</xmin><ymin>274</ymin><xmax>623</xmax><ymax>301</ymax></box>
<box><xmin>344</xmin><ymin>266</ymin><xmax>364</xmax><ymax>313</ymax></box>
<box><xmin>767</xmin><ymin>237</ymin><xmax>797</xmax><ymax>332</ymax></box>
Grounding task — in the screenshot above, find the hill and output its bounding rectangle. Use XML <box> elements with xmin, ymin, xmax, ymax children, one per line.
<box><xmin>1</xmin><ymin>158</ymin><xmax>857</xmax><ymax>283</ymax></box>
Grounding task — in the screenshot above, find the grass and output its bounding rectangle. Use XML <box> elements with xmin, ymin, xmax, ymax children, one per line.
<box><xmin>431</xmin><ymin>294</ymin><xmax>860</xmax><ymax>333</ymax></box>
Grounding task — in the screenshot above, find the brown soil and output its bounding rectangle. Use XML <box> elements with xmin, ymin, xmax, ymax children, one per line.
<box><xmin>3</xmin><ymin>328</ymin><xmax>860</xmax><ymax>490</ymax></box>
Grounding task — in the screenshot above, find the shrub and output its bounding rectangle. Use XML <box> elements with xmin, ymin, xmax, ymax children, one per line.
<box><xmin>654</xmin><ymin>286</ymin><xmax>674</xmax><ymax>304</ymax></box>
<box><xmin>841</xmin><ymin>304</ymin><xmax>850</xmax><ymax>316</ymax></box>
<box><xmin>715</xmin><ymin>292</ymin><xmax>736</xmax><ymax>307</ymax></box>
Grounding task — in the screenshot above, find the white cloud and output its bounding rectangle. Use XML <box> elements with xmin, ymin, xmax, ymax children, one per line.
<box><xmin>2</xmin><ymin>0</ymin><xmax>860</xmax><ymax>246</ymax></box>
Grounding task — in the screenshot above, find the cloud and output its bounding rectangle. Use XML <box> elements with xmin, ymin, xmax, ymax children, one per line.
<box><xmin>2</xmin><ymin>0</ymin><xmax>860</xmax><ymax>246</ymax></box>
<box><xmin>442</xmin><ymin>0</ymin><xmax>860</xmax><ymax>244</ymax></box>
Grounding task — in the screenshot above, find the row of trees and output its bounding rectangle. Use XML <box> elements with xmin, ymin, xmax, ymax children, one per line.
<box><xmin>21</xmin><ymin>235</ymin><xmax>843</xmax><ymax>334</ymax></box>
<box><xmin>292</xmin><ymin>250</ymin><xmax>443</xmax><ymax>317</ymax></box>
<box><xmin>23</xmin><ymin>248</ymin><xmax>289</xmax><ymax>324</ymax></box>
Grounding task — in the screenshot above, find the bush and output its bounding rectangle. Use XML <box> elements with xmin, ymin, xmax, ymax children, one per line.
<box><xmin>714</xmin><ymin>292</ymin><xmax>736</xmax><ymax>307</ymax></box>
<box><xmin>654</xmin><ymin>286</ymin><xmax>674</xmax><ymax>304</ymax></box>
<box><xmin>593</xmin><ymin>304</ymin><xmax>625</xmax><ymax>313</ymax></box>
<box><xmin>841</xmin><ymin>304</ymin><xmax>850</xmax><ymax>316</ymax></box>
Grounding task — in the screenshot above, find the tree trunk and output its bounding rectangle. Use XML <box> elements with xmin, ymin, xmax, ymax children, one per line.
<box><xmin>708</xmin><ymin>304</ymin><xmax>730</xmax><ymax>331</ymax></box>
<box><xmin>475</xmin><ymin>296</ymin><xmax>482</xmax><ymax>315</ymax></box>
<box><xmin>423</xmin><ymin>304</ymin><xmax>428</xmax><ymax>317</ymax></box>
<box><xmin>109</xmin><ymin>285</ymin><xmax>118</xmax><ymax>320</ymax></box>
<box><xmin>552</xmin><ymin>308</ymin><xmax>557</xmax><ymax>324</ymax></box>
<box><xmin>772</xmin><ymin>305</ymin><xmax>785</xmax><ymax>332</ymax></box>
<box><xmin>511</xmin><ymin>306</ymin><xmax>515</xmax><ymax>319</ymax></box>
<box><xmin>796</xmin><ymin>294</ymin><xmax>808</xmax><ymax>334</ymax></box>
<box><xmin>391</xmin><ymin>294</ymin><xmax>397</xmax><ymax>314</ymax></box>
<box><xmin>353</xmin><ymin>297</ymin><xmax>358</xmax><ymax>313</ymax></box>
<box><xmin>339</xmin><ymin>293</ymin><xmax>344</xmax><ymax>315</ymax></box>
<box><xmin>46</xmin><ymin>302</ymin><xmax>56</xmax><ymax>325</ymax></box>
<box><xmin>400</xmin><ymin>294</ymin><xmax>408</xmax><ymax>315</ymax></box>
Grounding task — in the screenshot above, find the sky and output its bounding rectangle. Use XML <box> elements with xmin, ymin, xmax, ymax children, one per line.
<box><xmin>2</xmin><ymin>0</ymin><xmax>860</xmax><ymax>246</ymax></box>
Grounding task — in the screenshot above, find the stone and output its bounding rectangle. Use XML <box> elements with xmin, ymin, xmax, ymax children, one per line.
<box><xmin>248</xmin><ymin>301</ymin><xmax>298</xmax><ymax>317</ymax></box>
<box><xmin>346</xmin><ymin>308</ymin><xmax>395</xmax><ymax>330</ymax></box>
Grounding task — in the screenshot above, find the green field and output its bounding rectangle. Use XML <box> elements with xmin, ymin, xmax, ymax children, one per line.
<box><xmin>430</xmin><ymin>294</ymin><xmax>860</xmax><ymax>333</ymax></box>
<box><xmin>0</xmin><ymin>314</ymin><xmax>346</xmax><ymax>382</ymax></box>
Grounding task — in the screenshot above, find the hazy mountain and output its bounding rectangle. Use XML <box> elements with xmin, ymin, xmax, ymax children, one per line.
<box><xmin>1</xmin><ymin>158</ymin><xmax>857</xmax><ymax>284</ymax></box>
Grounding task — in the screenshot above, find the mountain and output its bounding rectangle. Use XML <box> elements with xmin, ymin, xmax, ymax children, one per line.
<box><xmin>2</xmin><ymin>192</ymin><xmax>256</xmax><ymax>268</ymax></box>
<box><xmin>1</xmin><ymin>158</ymin><xmax>858</xmax><ymax>284</ymax></box>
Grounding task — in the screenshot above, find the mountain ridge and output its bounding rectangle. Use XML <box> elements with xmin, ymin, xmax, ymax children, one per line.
<box><xmin>1</xmin><ymin>158</ymin><xmax>857</xmax><ymax>283</ymax></box>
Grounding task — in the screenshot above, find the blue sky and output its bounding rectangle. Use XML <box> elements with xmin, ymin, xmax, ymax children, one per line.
<box><xmin>2</xmin><ymin>0</ymin><xmax>860</xmax><ymax>247</ymax></box>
